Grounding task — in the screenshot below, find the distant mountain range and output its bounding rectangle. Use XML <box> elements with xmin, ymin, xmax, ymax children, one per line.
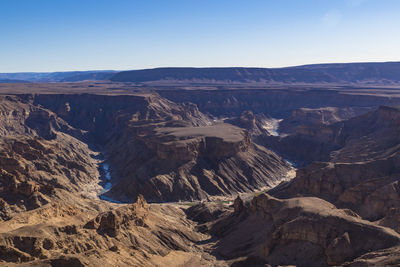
<box><xmin>0</xmin><ymin>70</ymin><xmax>116</xmax><ymax>83</ymax></box>
<box><xmin>2</xmin><ymin>62</ymin><xmax>400</xmax><ymax>85</ymax></box>
<box><xmin>110</xmin><ymin>62</ymin><xmax>400</xmax><ymax>85</ymax></box>
<box><xmin>0</xmin><ymin>79</ymin><xmax>30</xmax><ymax>83</ymax></box>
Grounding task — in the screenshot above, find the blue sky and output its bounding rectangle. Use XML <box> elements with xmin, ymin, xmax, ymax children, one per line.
<box><xmin>1</xmin><ymin>0</ymin><xmax>400</xmax><ymax>72</ymax></box>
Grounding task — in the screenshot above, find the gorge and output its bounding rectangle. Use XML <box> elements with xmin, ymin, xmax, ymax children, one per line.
<box><xmin>1</xmin><ymin>65</ymin><xmax>400</xmax><ymax>266</ymax></box>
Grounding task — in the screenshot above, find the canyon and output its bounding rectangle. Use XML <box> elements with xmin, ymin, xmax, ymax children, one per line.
<box><xmin>1</xmin><ymin>66</ymin><xmax>400</xmax><ymax>266</ymax></box>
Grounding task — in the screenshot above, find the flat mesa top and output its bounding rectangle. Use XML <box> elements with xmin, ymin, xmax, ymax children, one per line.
<box><xmin>155</xmin><ymin>123</ymin><xmax>246</xmax><ymax>143</ymax></box>
<box><xmin>1</xmin><ymin>81</ymin><xmax>400</xmax><ymax>98</ymax></box>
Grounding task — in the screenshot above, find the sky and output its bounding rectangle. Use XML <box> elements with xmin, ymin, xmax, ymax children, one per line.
<box><xmin>1</xmin><ymin>0</ymin><xmax>400</xmax><ymax>72</ymax></box>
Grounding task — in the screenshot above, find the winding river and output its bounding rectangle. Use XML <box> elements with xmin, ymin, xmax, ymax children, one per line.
<box><xmin>98</xmin><ymin>162</ymin><xmax>121</xmax><ymax>203</ymax></box>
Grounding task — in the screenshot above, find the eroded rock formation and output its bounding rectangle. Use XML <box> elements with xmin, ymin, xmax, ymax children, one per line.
<box><xmin>188</xmin><ymin>193</ymin><xmax>400</xmax><ymax>266</ymax></box>
<box><xmin>0</xmin><ymin>196</ymin><xmax>216</xmax><ymax>266</ymax></box>
<box><xmin>2</xmin><ymin>89</ymin><xmax>400</xmax><ymax>266</ymax></box>
<box><xmin>105</xmin><ymin>122</ymin><xmax>292</xmax><ymax>202</ymax></box>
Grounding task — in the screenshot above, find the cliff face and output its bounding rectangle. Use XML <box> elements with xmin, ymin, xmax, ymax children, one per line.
<box><xmin>0</xmin><ymin>95</ymin><xmax>83</xmax><ymax>140</ymax></box>
<box><xmin>31</xmin><ymin>93</ymin><xmax>211</xmax><ymax>143</ymax></box>
<box><xmin>260</xmin><ymin>105</ymin><xmax>400</xmax><ymax>166</ymax></box>
<box><xmin>158</xmin><ymin>89</ymin><xmax>400</xmax><ymax>117</ymax></box>
<box><xmin>0</xmin><ymin>135</ymin><xmax>99</xmax><ymax>220</ymax></box>
<box><xmin>330</xmin><ymin>106</ymin><xmax>400</xmax><ymax>162</ymax></box>
<box><xmin>225</xmin><ymin>110</ymin><xmax>277</xmax><ymax>137</ymax></box>
<box><xmin>269</xmin><ymin>106</ymin><xmax>400</xmax><ymax>225</ymax></box>
<box><xmin>278</xmin><ymin>106</ymin><xmax>372</xmax><ymax>135</ymax></box>
<box><xmin>273</xmin><ymin>158</ymin><xmax>400</xmax><ymax>220</ymax></box>
<box><xmin>186</xmin><ymin>193</ymin><xmax>400</xmax><ymax>266</ymax></box>
<box><xmin>105</xmin><ymin>123</ymin><xmax>292</xmax><ymax>202</ymax></box>
<box><xmin>0</xmin><ymin>96</ymin><xmax>100</xmax><ymax>222</ymax></box>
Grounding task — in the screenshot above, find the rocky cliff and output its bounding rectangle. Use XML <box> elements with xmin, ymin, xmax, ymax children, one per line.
<box><xmin>186</xmin><ymin>193</ymin><xmax>400</xmax><ymax>266</ymax></box>
<box><xmin>278</xmin><ymin>106</ymin><xmax>372</xmax><ymax>135</ymax></box>
<box><xmin>105</xmin><ymin>122</ymin><xmax>292</xmax><ymax>202</ymax></box>
<box><xmin>159</xmin><ymin>89</ymin><xmax>400</xmax><ymax>117</ymax></box>
<box><xmin>268</xmin><ymin>106</ymin><xmax>400</xmax><ymax>228</ymax></box>
<box><xmin>0</xmin><ymin>196</ymin><xmax>218</xmax><ymax>266</ymax></box>
<box><xmin>0</xmin><ymin>96</ymin><xmax>99</xmax><ymax>221</ymax></box>
<box><xmin>260</xmin><ymin>105</ymin><xmax>400</xmax><ymax>166</ymax></box>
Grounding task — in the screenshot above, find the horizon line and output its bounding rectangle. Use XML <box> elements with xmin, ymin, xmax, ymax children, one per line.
<box><xmin>1</xmin><ymin>60</ymin><xmax>400</xmax><ymax>74</ymax></box>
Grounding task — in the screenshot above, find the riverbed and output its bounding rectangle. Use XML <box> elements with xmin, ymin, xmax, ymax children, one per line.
<box><xmin>261</xmin><ymin>118</ymin><xmax>282</xmax><ymax>136</ymax></box>
<box><xmin>98</xmin><ymin>161</ymin><xmax>122</xmax><ymax>203</ymax></box>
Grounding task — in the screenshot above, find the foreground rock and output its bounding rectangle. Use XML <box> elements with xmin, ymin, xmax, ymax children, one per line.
<box><xmin>0</xmin><ymin>196</ymin><xmax>220</xmax><ymax>266</ymax></box>
<box><xmin>189</xmin><ymin>193</ymin><xmax>400</xmax><ymax>266</ymax></box>
<box><xmin>3</xmin><ymin>191</ymin><xmax>400</xmax><ymax>266</ymax></box>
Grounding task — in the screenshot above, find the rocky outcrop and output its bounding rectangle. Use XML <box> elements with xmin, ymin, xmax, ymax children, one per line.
<box><xmin>342</xmin><ymin>245</ymin><xmax>400</xmax><ymax>266</ymax></box>
<box><xmin>0</xmin><ymin>95</ymin><xmax>85</xmax><ymax>141</ymax></box>
<box><xmin>233</xmin><ymin>196</ymin><xmax>244</xmax><ymax>214</ymax></box>
<box><xmin>31</xmin><ymin>93</ymin><xmax>211</xmax><ymax>143</ymax></box>
<box><xmin>0</xmin><ymin>135</ymin><xmax>98</xmax><ymax>220</ymax></box>
<box><xmin>154</xmin><ymin>124</ymin><xmax>251</xmax><ymax>160</ymax></box>
<box><xmin>193</xmin><ymin>193</ymin><xmax>400</xmax><ymax>266</ymax></box>
<box><xmin>159</xmin><ymin>89</ymin><xmax>400</xmax><ymax>118</ymax></box>
<box><xmin>271</xmin><ymin>156</ymin><xmax>400</xmax><ymax>221</ymax></box>
<box><xmin>225</xmin><ymin>110</ymin><xmax>279</xmax><ymax>137</ymax></box>
<box><xmin>0</xmin><ymin>197</ymin><xmax>214</xmax><ymax>266</ymax></box>
<box><xmin>84</xmin><ymin>195</ymin><xmax>149</xmax><ymax>237</ymax></box>
<box><xmin>268</xmin><ymin>106</ymin><xmax>400</xmax><ymax>224</ymax></box>
<box><xmin>105</xmin><ymin>123</ymin><xmax>293</xmax><ymax>202</ymax></box>
<box><xmin>378</xmin><ymin>208</ymin><xmax>400</xmax><ymax>233</ymax></box>
<box><xmin>2</xmin><ymin>191</ymin><xmax>400</xmax><ymax>266</ymax></box>
<box><xmin>186</xmin><ymin>202</ymin><xmax>230</xmax><ymax>225</ymax></box>
<box><xmin>262</xmin><ymin>105</ymin><xmax>400</xmax><ymax>165</ymax></box>
<box><xmin>0</xmin><ymin>96</ymin><xmax>100</xmax><ymax>220</ymax></box>
<box><xmin>278</xmin><ymin>106</ymin><xmax>371</xmax><ymax>135</ymax></box>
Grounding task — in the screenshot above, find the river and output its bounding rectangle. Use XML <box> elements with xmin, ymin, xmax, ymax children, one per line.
<box><xmin>261</xmin><ymin>118</ymin><xmax>282</xmax><ymax>136</ymax></box>
<box><xmin>98</xmin><ymin>161</ymin><xmax>122</xmax><ymax>203</ymax></box>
